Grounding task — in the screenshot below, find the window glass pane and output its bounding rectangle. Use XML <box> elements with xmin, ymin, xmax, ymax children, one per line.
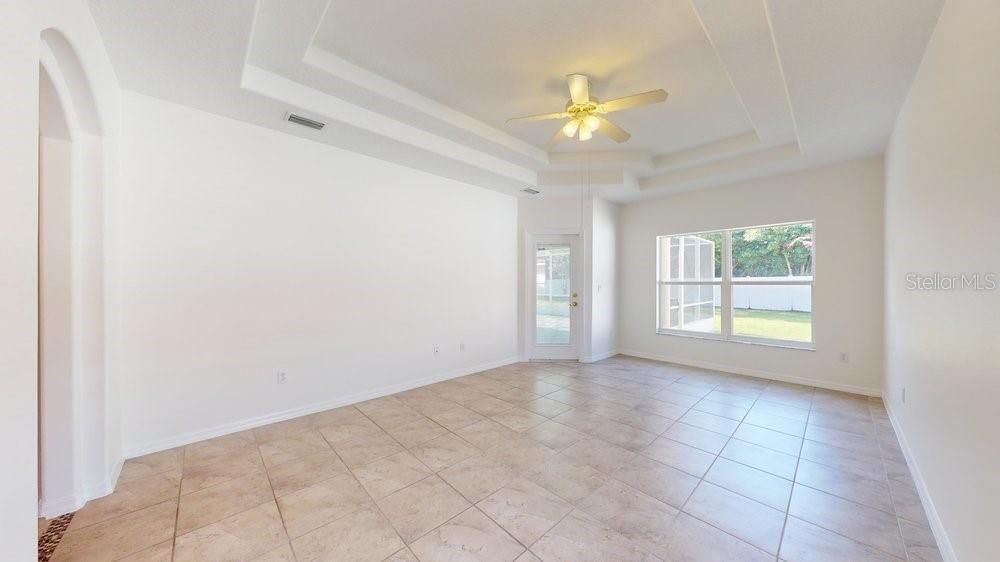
<box><xmin>658</xmin><ymin>222</ymin><xmax>813</xmax><ymax>346</ymax></box>
<box><xmin>731</xmin><ymin>284</ymin><xmax>812</xmax><ymax>342</ymax></box>
<box><xmin>731</xmin><ymin>223</ymin><xmax>813</xmax><ymax>280</ymax></box>
<box><xmin>683</xmin><ymin>239</ymin><xmax>697</xmax><ymax>279</ymax></box>
<box><xmin>658</xmin><ymin>284</ymin><xmax>721</xmax><ymax>334</ymax></box>
<box><xmin>669</xmin><ymin>239</ymin><xmax>680</xmax><ymax>280</ymax></box>
<box><xmin>659</xmin><ymin>233</ymin><xmax>722</xmax><ymax>281</ymax></box>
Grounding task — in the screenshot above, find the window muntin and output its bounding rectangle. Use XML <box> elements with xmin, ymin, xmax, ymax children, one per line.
<box><xmin>656</xmin><ymin>222</ymin><xmax>814</xmax><ymax>347</ymax></box>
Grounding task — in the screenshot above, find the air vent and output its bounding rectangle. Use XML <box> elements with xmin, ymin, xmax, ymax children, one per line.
<box><xmin>286</xmin><ymin>113</ymin><xmax>325</xmax><ymax>130</ymax></box>
<box><xmin>520</xmin><ymin>187</ymin><xmax>540</xmax><ymax>195</ymax></box>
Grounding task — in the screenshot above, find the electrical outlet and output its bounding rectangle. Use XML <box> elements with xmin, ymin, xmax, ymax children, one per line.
<box><xmin>459</xmin><ymin>343</ymin><xmax>465</xmax><ymax>352</ymax></box>
<box><xmin>276</xmin><ymin>371</ymin><xmax>287</xmax><ymax>384</ymax></box>
<box><xmin>839</xmin><ymin>352</ymin><xmax>849</xmax><ymax>363</ymax></box>
<box><xmin>902</xmin><ymin>387</ymin><xmax>906</xmax><ymax>404</ymax></box>
<box><xmin>433</xmin><ymin>345</ymin><xmax>440</xmax><ymax>355</ymax></box>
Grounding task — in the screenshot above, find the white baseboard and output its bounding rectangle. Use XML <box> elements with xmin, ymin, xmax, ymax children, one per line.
<box><xmin>39</xmin><ymin>494</ymin><xmax>83</xmax><ymax>519</ymax></box>
<box><xmin>580</xmin><ymin>349</ymin><xmax>619</xmax><ymax>363</ymax></box>
<box><xmin>618</xmin><ymin>350</ymin><xmax>882</xmax><ymax>397</ymax></box>
<box><xmin>123</xmin><ymin>356</ymin><xmax>520</xmax><ymax>459</ymax></box>
<box><xmin>884</xmin><ymin>402</ymin><xmax>957</xmax><ymax>562</ymax></box>
<box><xmin>39</xmin><ymin>456</ymin><xmax>126</xmax><ymax>518</ymax></box>
<box><xmin>90</xmin><ymin>456</ymin><xmax>125</xmax><ymax>498</ymax></box>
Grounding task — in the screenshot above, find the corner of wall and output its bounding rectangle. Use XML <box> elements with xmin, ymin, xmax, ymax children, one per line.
<box><xmin>883</xmin><ymin>402</ymin><xmax>958</xmax><ymax>562</ymax></box>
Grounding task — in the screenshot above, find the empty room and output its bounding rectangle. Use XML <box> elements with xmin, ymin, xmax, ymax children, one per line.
<box><xmin>2</xmin><ymin>0</ymin><xmax>998</xmax><ymax>561</ymax></box>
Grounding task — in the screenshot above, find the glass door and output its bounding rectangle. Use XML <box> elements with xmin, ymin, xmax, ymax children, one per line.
<box><xmin>531</xmin><ymin>236</ymin><xmax>579</xmax><ymax>359</ymax></box>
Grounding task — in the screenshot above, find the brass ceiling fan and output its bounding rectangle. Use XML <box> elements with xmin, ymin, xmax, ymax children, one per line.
<box><xmin>506</xmin><ymin>74</ymin><xmax>668</xmax><ymax>144</ymax></box>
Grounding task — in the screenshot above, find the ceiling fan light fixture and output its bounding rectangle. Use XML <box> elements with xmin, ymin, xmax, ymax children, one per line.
<box><xmin>506</xmin><ymin>74</ymin><xmax>666</xmax><ymax>145</ymax></box>
<box><xmin>562</xmin><ymin>119</ymin><xmax>581</xmax><ymax>137</ymax></box>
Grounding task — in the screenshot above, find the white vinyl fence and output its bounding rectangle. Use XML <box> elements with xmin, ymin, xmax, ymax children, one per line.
<box><xmin>714</xmin><ymin>276</ymin><xmax>812</xmax><ymax>312</ymax></box>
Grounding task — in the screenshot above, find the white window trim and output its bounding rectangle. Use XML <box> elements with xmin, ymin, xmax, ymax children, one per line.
<box><xmin>655</xmin><ymin>221</ymin><xmax>815</xmax><ymax>350</ymax></box>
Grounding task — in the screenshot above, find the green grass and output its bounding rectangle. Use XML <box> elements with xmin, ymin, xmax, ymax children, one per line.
<box><xmin>714</xmin><ymin>308</ymin><xmax>812</xmax><ymax>343</ymax></box>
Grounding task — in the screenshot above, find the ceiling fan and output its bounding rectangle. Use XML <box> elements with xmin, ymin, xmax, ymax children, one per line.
<box><xmin>506</xmin><ymin>74</ymin><xmax>668</xmax><ymax>144</ymax></box>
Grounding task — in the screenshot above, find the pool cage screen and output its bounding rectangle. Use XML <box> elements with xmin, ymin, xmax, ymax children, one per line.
<box><xmin>659</xmin><ymin>235</ymin><xmax>718</xmax><ymax>331</ymax></box>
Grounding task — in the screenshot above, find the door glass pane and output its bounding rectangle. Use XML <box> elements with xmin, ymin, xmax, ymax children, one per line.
<box><xmin>536</xmin><ymin>244</ymin><xmax>571</xmax><ymax>345</ymax></box>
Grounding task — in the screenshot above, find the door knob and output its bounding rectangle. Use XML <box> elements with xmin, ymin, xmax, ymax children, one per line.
<box><xmin>571</xmin><ymin>301</ymin><xmax>579</xmax><ymax>307</ymax></box>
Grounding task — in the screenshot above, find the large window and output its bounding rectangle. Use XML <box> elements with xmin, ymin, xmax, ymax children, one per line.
<box><xmin>657</xmin><ymin>221</ymin><xmax>814</xmax><ymax>347</ymax></box>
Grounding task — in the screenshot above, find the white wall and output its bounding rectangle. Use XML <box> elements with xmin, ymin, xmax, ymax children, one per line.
<box><xmin>38</xmin><ymin>135</ymin><xmax>76</xmax><ymax>507</ymax></box>
<box><xmin>0</xmin><ymin>0</ymin><xmax>120</xmax><ymax>557</ymax></box>
<box><xmin>116</xmin><ymin>92</ymin><xmax>518</xmax><ymax>454</ymax></box>
<box><xmin>619</xmin><ymin>157</ymin><xmax>885</xmax><ymax>394</ymax></box>
<box><xmin>884</xmin><ymin>1</ymin><xmax>1000</xmax><ymax>560</ymax></box>
<box><xmin>517</xmin><ymin>194</ymin><xmax>585</xmax><ymax>234</ymax></box>
<box><xmin>590</xmin><ymin>197</ymin><xmax>619</xmax><ymax>360</ymax></box>
<box><xmin>516</xmin><ymin>193</ymin><xmax>618</xmax><ymax>362</ymax></box>
<box><xmin>517</xmin><ymin>194</ymin><xmax>586</xmax><ymax>360</ymax></box>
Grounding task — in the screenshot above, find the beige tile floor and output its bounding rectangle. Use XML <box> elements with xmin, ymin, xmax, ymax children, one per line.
<box><xmin>46</xmin><ymin>356</ymin><xmax>942</xmax><ymax>561</ymax></box>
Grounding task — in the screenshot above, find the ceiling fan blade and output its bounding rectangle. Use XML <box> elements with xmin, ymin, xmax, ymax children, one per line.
<box><xmin>595</xmin><ymin>117</ymin><xmax>631</xmax><ymax>143</ymax></box>
<box><xmin>548</xmin><ymin>125</ymin><xmax>570</xmax><ymax>145</ymax></box>
<box><xmin>567</xmin><ymin>74</ymin><xmax>590</xmax><ymax>104</ymax></box>
<box><xmin>599</xmin><ymin>89</ymin><xmax>668</xmax><ymax>113</ymax></box>
<box><xmin>506</xmin><ymin>111</ymin><xmax>569</xmax><ymax>124</ymax></box>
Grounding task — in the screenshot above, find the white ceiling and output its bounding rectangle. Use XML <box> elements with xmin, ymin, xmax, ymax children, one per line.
<box><xmin>88</xmin><ymin>0</ymin><xmax>943</xmax><ymax>203</ymax></box>
<box><xmin>313</xmin><ymin>0</ymin><xmax>751</xmax><ymax>155</ymax></box>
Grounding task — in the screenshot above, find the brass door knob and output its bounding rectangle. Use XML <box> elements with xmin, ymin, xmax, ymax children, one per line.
<box><xmin>571</xmin><ymin>301</ymin><xmax>579</xmax><ymax>307</ymax></box>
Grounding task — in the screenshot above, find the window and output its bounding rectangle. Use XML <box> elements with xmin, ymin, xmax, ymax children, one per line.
<box><xmin>656</xmin><ymin>221</ymin><xmax>814</xmax><ymax>347</ymax></box>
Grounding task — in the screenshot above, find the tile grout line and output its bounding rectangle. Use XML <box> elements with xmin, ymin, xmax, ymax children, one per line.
<box><xmin>169</xmin><ymin>445</ymin><xmax>185</xmax><ymax>562</ymax></box>
<box><xmin>874</xmin><ymin>399</ymin><xmax>914</xmax><ymax>562</ymax></box>
<box><xmin>250</xmin><ymin>440</ymin><xmax>298</xmax><ymax>561</ymax></box>
<box><xmin>70</xmin><ymin>359</ymin><xmax>934</xmax><ymax>561</ymax></box>
<box><xmin>328</xmin><ymin>401</ymin><xmax>416</xmax><ymax>556</ymax></box>
<box><xmin>369</xmin><ymin>372</ymin><xmax>576</xmax><ymax>555</ymax></box>
<box><xmin>672</xmin><ymin>378</ymin><xmax>783</xmax><ymax>558</ymax></box>
<box><xmin>775</xmin><ymin>389</ymin><xmax>814</xmax><ymax>562</ymax></box>
<box><xmin>789</xmin><ymin>395</ymin><xmax>915</xmax><ymax>560</ymax></box>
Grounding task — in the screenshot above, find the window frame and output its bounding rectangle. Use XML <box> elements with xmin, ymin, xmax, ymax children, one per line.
<box><xmin>655</xmin><ymin>220</ymin><xmax>816</xmax><ymax>350</ymax></box>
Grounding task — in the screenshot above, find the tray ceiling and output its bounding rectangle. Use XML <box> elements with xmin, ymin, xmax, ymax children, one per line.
<box><xmin>312</xmin><ymin>0</ymin><xmax>752</xmax><ymax>155</ymax></box>
<box><xmin>88</xmin><ymin>0</ymin><xmax>943</xmax><ymax>202</ymax></box>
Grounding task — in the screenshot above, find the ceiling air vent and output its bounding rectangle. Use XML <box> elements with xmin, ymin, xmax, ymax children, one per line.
<box><xmin>521</xmin><ymin>187</ymin><xmax>540</xmax><ymax>195</ymax></box>
<box><xmin>286</xmin><ymin>113</ymin><xmax>325</xmax><ymax>131</ymax></box>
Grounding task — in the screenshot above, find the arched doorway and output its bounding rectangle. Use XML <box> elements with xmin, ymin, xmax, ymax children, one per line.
<box><xmin>37</xmin><ymin>29</ymin><xmax>109</xmax><ymax>518</ymax></box>
<box><xmin>38</xmin><ymin>61</ymin><xmax>76</xmax><ymax>517</ymax></box>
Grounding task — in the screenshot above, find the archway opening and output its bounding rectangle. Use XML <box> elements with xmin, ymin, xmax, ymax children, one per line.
<box><xmin>37</xmin><ymin>63</ymin><xmax>76</xmax><ymax>518</ymax></box>
<box><xmin>36</xmin><ymin>28</ymin><xmax>110</xmax><ymax>521</ymax></box>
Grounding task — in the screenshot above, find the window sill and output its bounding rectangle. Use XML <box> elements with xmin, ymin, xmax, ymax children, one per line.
<box><xmin>654</xmin><ymin>330</ymin><xmax>815</xmax><ymax>351</ymax></box>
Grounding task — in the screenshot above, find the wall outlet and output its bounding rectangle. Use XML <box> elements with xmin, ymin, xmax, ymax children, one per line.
<box><xmin>459</xmin><ymin>343</ymin><xmax>465</xmax><ymax>352</ymax></box>
<box><xmin>902</xmin><ymin>387</ymin><xmax>906</xmax><ymax>404</ymax></box>
<box><xmin>276</xmin><ymin>371</ymin><xmax>287</xmax><ymax>384</ymax></box>
<box><xmin>433</xmin><ymin>345</ymin><xmax>440</xmax><ymax>355</ymax></box>
<box><xmin>839</xmin><ymin>352</ymin><xmax>849</xmax><ymax>363</ymax></box>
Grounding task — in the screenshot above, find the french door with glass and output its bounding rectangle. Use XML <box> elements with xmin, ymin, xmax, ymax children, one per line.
<box><xmin>529</xmin><ymin>234</ymin><xmax>580</xmax><ymax>360</ymax></box>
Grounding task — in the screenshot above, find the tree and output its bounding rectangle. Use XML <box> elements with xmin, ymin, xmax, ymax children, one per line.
<box><xmin>731</xmin><ymin>224</ymin><xmax>813</xmax><ymax>277</ymax></box>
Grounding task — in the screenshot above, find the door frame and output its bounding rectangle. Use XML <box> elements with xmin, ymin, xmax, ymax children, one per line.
<box><xmin>524</xmin><ymin>232</ymin><xmax>581</xmax><ymax>360</ymax></box>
